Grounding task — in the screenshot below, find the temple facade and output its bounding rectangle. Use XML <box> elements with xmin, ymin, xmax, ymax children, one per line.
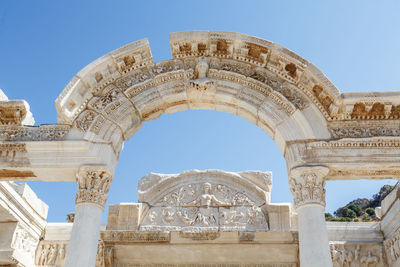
<box><xmin>1</xmin><ymin>170</ymin><xmax>399</xmax><ymax>266</ymax></box>
<box><xmin>0</xmin><ymin>31</ymin><xmax>400</xmax><ymax>266</ymax></box>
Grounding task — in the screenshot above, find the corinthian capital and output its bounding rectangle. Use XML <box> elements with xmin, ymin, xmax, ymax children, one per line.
<box><xmin>289</xmin><ymin>166</ymin><xmax>329</xmax><ymax>208</ymax></box>
<box><xmin>75</xmin><ymin>165</ymin><xmax>113</xmax><ymax>209</ymax></box>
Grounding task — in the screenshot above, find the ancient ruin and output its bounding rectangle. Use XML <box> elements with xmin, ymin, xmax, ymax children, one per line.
<box><xmin>0</xmin><ymin>31</ymin><xmax>400</xmax><ymax>266</ymax></box>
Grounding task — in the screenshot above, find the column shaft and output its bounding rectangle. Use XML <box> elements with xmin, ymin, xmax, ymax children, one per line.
<box><xmin>64</xmin><ymin>204</ymin><xmax>103</xmax><ymax>267</ymax></box>
<box><xmin>297</xmin><ymin>204</ymin><xmax>332</xmax><ymax>267</ymax></box>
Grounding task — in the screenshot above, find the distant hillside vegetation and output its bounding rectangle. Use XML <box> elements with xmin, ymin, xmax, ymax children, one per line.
<box><xmin>325</xmin><ymin>184</ymin><xmax>394</xmax><ymax>222</ymax></box>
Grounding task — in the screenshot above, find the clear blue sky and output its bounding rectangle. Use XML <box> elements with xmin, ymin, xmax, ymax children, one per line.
<box><xmin>0</xmin><ymin>1</ymin><xmax>399</xmax><ymax>222</ymax></box>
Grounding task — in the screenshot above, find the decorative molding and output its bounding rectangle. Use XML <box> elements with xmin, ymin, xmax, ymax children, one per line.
<box><xmin>308</xmin><ymin>138</ymin><xmax>400</xmax><ymax>148</ymax></box>
<box><xmin>0</xmin><ymin>100</ymin><xmax>28</xmax><ymax>125</ymax></box>
<box><xmin>289</xmin><ymin>166</ymin><xmax>329</xmax><ymax>207</ymax></box>
<box><xmin>0</xmin><ymin>143</ymin><xmax>29</xmax><ymax>166</ymax></box>
<box><xmin>101</xmin><ymin>231</ymin><xmax>170</xmax><ymax>243</ymax></box>
<box><xmin>384</xmin><ymin>227</ymin><xmax>400</xmax><ymax>265</ymax></box>
<box><xmin>329</xmin><ymin>126</ymin><xmax>400</xmax><ymax>139</ymax></box>
<box><xmin>75</xmin><ymin>165</ymin><xmax>113</xmax><ymax>209</ymax></box>
<box><xmin>116</xmin><ymin>264</ymin><xmax>297</xmax><ymax>267</ymax></box>
<box><xmin>0</xmin><ymin>125</ymin><xmax>70</xmax><ymax>141</ymax></box>
<box><xmin>328</xmin><ymin>169</ymin><xmax>400</xmax><ymax>179</ymax></box>
<box><xmin>178</xmin><ymin>232</ymin><xmax>220</xmax><ymax>240</ymax></box>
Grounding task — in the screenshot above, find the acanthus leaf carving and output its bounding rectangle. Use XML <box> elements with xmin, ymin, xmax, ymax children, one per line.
<box><xmin>289</xmin><ymin>166</ymin><xmax>329</xmax><ymax>208</ymax></box>
<box><xmin>75</xmin><ymin>165</ymin><xmax>113</xmax><ymax>209</ymax></box>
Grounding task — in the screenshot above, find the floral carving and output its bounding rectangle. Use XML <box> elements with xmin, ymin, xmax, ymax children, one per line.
<box><xmin>289</xmin><ymin>166</ymin><xmax>329</xmax><ymax>207</ymax></box>
<box><xmin>90</xmin><ymin>89</ymin><xmax>121</xmax><ymax>111</ymax></box>
<box><xmin>75</xmin><ymin>165</ymin><xmax>113</xmax><ymax>209</ymax></box>
<box><xmin>329</xmin><ymin>126</ymin><xmax>400</xmax><ymax>139</ymax></box>
<box><xmin>74</xmin><ymin>110</ymin><xmax>97</xmax><ymax>132</ymax></box>
<box><xmin>0</xmin><ymin>125</ymin><xmax>70</xmax><ymax>141</ymax></box>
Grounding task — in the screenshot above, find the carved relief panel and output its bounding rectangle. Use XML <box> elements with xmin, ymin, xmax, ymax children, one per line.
<box><xmin>138</xmin><ymin>170</ymin><xmax>271</xmax><ymax>232</ymax></box>
<box><xmin>35</xmin><ymin>240</ymin><xmax>112</xmax><ymax>267</ymax></box>
<box><xmin>330</xmin><ymin>243</ymin><xmax>387</xmax><ymax>267</ymax></box>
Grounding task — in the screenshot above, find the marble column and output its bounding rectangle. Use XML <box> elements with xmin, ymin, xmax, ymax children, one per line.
<box><xmin>64</xmin><ymin>165</ymin><xmax>112</xmax><ymax>267</ymax></box>
<box><xmin>289</xmin><ymin>166</ymin><xmax>332</xmax><ymax>267</ymax></box>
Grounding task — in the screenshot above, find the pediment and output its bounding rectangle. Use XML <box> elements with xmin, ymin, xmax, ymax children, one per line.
<box><xmin>138</xmin><ymin>169</ymin><xmax>272</xmax><ymax>232</ymax></box>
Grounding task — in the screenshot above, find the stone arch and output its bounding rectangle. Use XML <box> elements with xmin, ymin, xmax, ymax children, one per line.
<box><xmin>56</xmin><ymin>31</ymin><xmax>339</xmax><ymax>165</ymax></box>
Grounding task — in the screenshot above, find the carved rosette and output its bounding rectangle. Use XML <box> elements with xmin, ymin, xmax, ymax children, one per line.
<box><xmin>289</xmin><ymin>166</ymin><xmax>329</xmax><ymax>208</ymax></box>
<box><xmin>75</xmin><ymin>165</ymin><xmax>113</xmax><ymax>209</ymax></box>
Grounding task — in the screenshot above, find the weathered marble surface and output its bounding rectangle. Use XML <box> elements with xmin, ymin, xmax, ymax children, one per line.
<box><xmin>0</xmin><ymin>181</ymin><xmax>48</xmax><ymax>266</ymax></box>
<box><xmin>137</xmin><ymin>170</ymin><xmax>271</xmax><ymax>232</ymax></box>
<box><xmin>2</xmin><ymin>31</ymin><xmax>400</xmax><ymax>266</ymax></box>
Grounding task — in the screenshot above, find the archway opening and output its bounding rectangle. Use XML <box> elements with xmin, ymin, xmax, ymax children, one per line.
<box><xmin>108</xmin><ymin>109</ymin><xmax>289</xmax><ymax>223</ymax></box>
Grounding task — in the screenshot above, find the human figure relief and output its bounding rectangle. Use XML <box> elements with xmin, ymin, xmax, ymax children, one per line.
<box><xmin>96</xmin><ymin>241</ymin><xmax>105</xmax><ymax>267</ymax></box>
<box><xmin>39</xmin><ymin>244</ymin><xmax>50</xmax><ymax>265</ymax></box>
<box><xmin>184</xmin><ymin>183</ymin><xmax>227</xmax><ymax>226</ymax></box>
<box><xmin>46</xmin><ymin>244</ymin><xmax>57</xmax><ymax>265</ymax></box>
<box><xmin>190</xmin><ymin>58</ymin><xmax>215</xmax><ymax>92</ymax></box>
<box><xmin>35</xmin><ymin>244</ymin><xmax>44</xmax><ymax>265</ymax></box>
<box><xmin>186</xmin><ymin>183</ymin><xmax>227</xmax><ymax>208</ymax></box>
<box><xmin>58</xmin><ymin>243</ymin><xmax>66</xmax><ymax>261</ymax></box>
<box><xmin>360</xmin><ymin>251</ymin><xmax>379</xmax><ymax>266</ymax></box>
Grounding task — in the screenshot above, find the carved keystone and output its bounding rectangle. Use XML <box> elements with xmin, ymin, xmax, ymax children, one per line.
<box><xmin>75</xmin><ymin>165</ymin><xmax>113</xmax><ymax>209</ymax></box>
<box><xmin>289</xmin><ymin>166</ymin><xmax>329</xmax><ymax>208</ymax></box>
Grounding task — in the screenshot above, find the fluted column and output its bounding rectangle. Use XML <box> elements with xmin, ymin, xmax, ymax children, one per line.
<box><xmin>289</xmin><ymin>166</ymin><xmax>332</xmax><ymax>267</ymax></box>
<box><xmin>64</xmin><ymin>165</ymin><xmax>112</xmax><ymax>267</ymax></box>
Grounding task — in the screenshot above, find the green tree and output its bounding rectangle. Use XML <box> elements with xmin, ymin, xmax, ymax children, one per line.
<box><xmin>362</xmin><ymin>215</ymin><xmax>371</xmax><ymax>222</ymax></box>
<box><xmin>347</xmin><ymin>204</ymin><xmax>362</xmax><ymax>216</ymax></box>
<box><xmin>342</xmin><ymin>208</ymin><xmax>356</xmax><ymax>219</ymax></box>
<box><xmin>365</xmin><ymin>207</ymin><xmax>375</xmax><ymax>217</ymax></box>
